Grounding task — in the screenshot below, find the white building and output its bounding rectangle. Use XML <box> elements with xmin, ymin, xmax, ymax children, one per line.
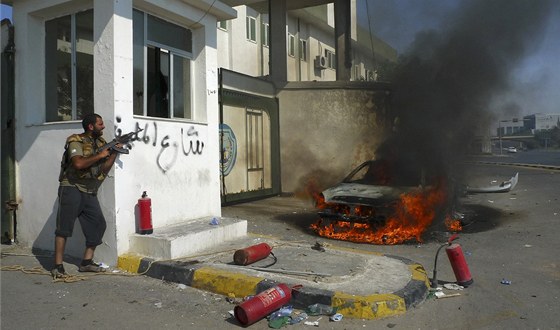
<box><xmin>2</xmin><ymin>0</ymin><xmax>396</xmax><ymax>264</ymax></box>
<box><xmin>217</xmin><ymin>2</ymin><xmax>395</xmax><ymax>83</ymax></box>
<box><xmin>497</xmin><ymin>113</ymin><xmax>560</xmax><ymax>136</ymax></box>
<box><xmin>524</xmin><ymin>113</ymin><xmax>560</xmax><ymax>133</ymax></box>
<box><xmin>5</xmin><ymin>0</ymin><xmax>235</xmax><ymax>264</ymax></box>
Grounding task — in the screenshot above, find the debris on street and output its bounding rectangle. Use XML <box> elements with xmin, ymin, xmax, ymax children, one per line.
<box><xmin>465</xmin><ymin>173</ymin><xmax>519</xmax><ymax>193</ymax></box>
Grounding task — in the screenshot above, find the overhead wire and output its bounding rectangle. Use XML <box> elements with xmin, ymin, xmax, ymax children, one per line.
<box><xmin>188</xmin><ymin>0</ymin><xmax>218</xmax><ymax>29</ymax></box>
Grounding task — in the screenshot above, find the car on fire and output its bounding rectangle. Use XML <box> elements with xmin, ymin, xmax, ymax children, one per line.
<box><xmin>316</xmin><ymin>160</ymin><xmax>433</xmax><ymax>224</ymax></box>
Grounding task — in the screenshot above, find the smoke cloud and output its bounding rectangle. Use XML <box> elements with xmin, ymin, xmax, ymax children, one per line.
<box><xmin>375</xmin><ymin>0</ymin><xmax>558</xmax><ymax>183</ymax></box>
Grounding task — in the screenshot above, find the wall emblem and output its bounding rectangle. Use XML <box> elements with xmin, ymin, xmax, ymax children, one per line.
<box><xmin>220</xmin><ymin>124</ymin><xmax>237</xmax><ymax>176</ymax></box>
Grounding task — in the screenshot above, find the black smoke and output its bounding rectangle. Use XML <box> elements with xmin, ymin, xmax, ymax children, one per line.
<box><xmin>375</xmin><ymin>0</ymin><xmax>558</xmax><ymax>185</ymax></box>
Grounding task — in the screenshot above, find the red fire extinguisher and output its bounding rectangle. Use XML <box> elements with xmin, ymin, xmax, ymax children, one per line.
<box><xmin>233</xmin><ymin>243</ymin><xmax>273</xmax><ymax>266</ymax></box>
<box><xmin>234</xmin><ymin>283</ymin><xmax>292</xmax><ymax>326</ymax></box>
<box><xmin>446</xmin><ymin>242</ymin><xmax>473</xmax><ymax>287</ymax></box>
<box><xmin>432</xmin><ymin>234</ymin><xmax>473</xmax><ymax>288</ymax></box>
<box><xmin>138</xmin><ymin>191</ymin><xmax>153</xmax><ymax>235</ymax></box>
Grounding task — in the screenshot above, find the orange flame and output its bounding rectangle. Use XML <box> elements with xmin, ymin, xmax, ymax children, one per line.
<box><xmin>310</xmin><ymin>182</ymin><xmax>450</xmax><ymax>244</ymax></box>
<box><xmin>444</xmin><ymin>216</ymin><xmax>463</xmax><ymax>232</ymax></box>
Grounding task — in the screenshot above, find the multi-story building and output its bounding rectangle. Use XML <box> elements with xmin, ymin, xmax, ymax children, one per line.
<box><xmin>497</xmin><ymin>113</ymin><xmax>560</xmax><ymax>136</ymax></box>
<box><xmin>523</xmin><ymin>113</ymin><xmax>560</xmax><ymax>133</ymax></box>
<box><xmin>217</xmin><ymin>3</ymin><xmax>396</xmax><ymax>82</ymax></box>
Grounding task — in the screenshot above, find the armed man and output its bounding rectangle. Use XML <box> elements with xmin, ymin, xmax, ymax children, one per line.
<box><xmin>52</xmin><ymin>113</ymin><xmax>124</xmax><ymax>278</ymax></box>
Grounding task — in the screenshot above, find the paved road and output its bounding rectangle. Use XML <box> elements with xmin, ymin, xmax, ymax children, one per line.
<box><xmin>2</xmin><ymin>156</ymin><xmax>559</xmax><ymax>329</ymax></box>
<box><xmin>481</xmin><ymin>149</ymin><xmax>560</xmax><ymax>166</ymax></box>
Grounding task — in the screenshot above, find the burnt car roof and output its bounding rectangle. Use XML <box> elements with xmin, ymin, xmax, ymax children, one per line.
<box><xmin>321</xmin><ymin>160</ymin><xmax>426</xmax><ymax>207</ymax></box>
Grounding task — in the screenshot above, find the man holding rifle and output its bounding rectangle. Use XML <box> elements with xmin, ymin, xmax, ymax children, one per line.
<box><xmin>52</xmin><ymin>113</ymin><xmax>126</xmax><ymax>278</ymax></box>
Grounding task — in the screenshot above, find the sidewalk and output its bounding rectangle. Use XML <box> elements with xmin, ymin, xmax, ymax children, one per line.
<box><xmin>118</xmin><ymin>233</ymin><xmax>430</xmax><ymax>320</ymax></box>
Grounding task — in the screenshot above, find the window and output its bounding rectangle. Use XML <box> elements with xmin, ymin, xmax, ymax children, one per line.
<box><xmin>299</xmin><ymin>39</ymin><xmax>307</xmax><ymax>61</ymax></box>
<box><xmin>218</xmin><ymin>20</ymin><xmax>227</xmax><ymax>31</ymax></box>
<box><xmin>325</xmin><ymin>49</ymin><xmax>336</xmax><ymax>69</ymax></box>
<box><xmin>288</xmin><ymin>34</ymin><xmax>295</xmax><ymax>57</ymax></box>
<box><xmin>45</xmin><ymin>10</ymin><xmax>94</xmax><ymax>122</ymax></box>
<box><xmin>246</xmin><ymin>16</ymin><xmax>256</xmax><ymax>42</ymax></box>
<box><xmin>354</xmin><ymin>65</ymin><xmax>361</xmax><ymax>80</ymax></box>
<box><xmin>247</xmin><ymin>109</ymin><xmax>264</xmax><ymax>171</ymax></box>
<box><xmin>261</xmin><ymin>22</ymin><xmax>269</xmax><ymax>47</ymax></box>
<box><xmin>133</xmin><ymin>10</ymin><xmax>193</xmax><ymax>119</ymax></box>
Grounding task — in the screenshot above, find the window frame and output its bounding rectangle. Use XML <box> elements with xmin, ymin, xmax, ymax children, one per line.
<box><xmin>299</xmin><ymin>38</ymin><xmax>307</xmax><ymax>61</ymax></box>
<box><xmin>45</xmin><ymin>9</ymin><xmax>94</xmax><ymax>122</ymax></box>
<box><xmin>218</xmin><ymin>20</ymin><xmax>228</xmax><ymax>31</ymax></box>
<box><xmin>134</xmin><ymin>10</ymin><xmax>194</xmax><ymax>121</ymax></box>
<box><xmin>246</xmin><ymin>16</ymin><xmax>256</xmax><ymax>42</ymax></box>
<box><xmin>261</xmin><ymin>22</ymin><xmax>269</xmax><ymax>47</ymax></box>
<box><xmin>325</xmin><ymin>49</ymin><xmax>336</xmax><ymax>69</ymax></box>
<box><xmin>287</xmin><ymin>33</ymin><xmax>295</xmax><ymax>57</ymax></box>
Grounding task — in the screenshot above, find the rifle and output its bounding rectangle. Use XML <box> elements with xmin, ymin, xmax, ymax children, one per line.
<box><xmin>99</xmin><ymin>128</ymin><xmax>144</xmax><ymax>154</ymax></box>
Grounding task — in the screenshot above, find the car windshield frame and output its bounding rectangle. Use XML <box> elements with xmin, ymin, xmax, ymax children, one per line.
<box><xmin>342</xmin><ymin>160</ymin><xmax>424</xmax><ymax>187</ymax></box>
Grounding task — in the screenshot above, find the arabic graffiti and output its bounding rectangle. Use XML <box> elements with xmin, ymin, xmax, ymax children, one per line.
<box><xmin>115</xmin><ymin>117</ymin><xmax>205</xmax><ymax>173</ymax></box>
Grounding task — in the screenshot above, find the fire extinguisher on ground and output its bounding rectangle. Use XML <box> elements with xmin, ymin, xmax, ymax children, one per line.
<box><xmin>432</xmin><ymin>234</ymin><xmax>473</xmax><ymax>288</ymax></box>
<box><xmin>234</xmin><ymin>283</ymin><xmax>293</xmax><ymax>326</ymax></box>
<box><xmin>138</xmin><ymin>191</ymin><xmax>153</xmax><ymax>235</ymax></box>
<box><xmin>233</xmin><ymin>243</ymin><xmax>274</xmax><ymax>266</ymax></box>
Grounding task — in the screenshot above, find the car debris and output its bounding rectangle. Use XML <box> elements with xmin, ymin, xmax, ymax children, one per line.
<box><xmin>465</xmin><ymin>173</ymin><xmax>519</xmax><ymax>193</ymax></box>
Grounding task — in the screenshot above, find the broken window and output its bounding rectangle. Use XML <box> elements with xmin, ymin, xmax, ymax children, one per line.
<box><xmin>133</xmin><ymin>10</ymin><xmax>193</xmax><ymax>120</ymax></box>
<box><xmin>45</xmin><ymin>9</ymin><xmax>94</xmax><ymax>122</ymax></box>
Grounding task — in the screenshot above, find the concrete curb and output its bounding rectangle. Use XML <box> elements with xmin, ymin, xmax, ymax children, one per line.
<box><xmin>117</xmin><ymin>249</ymin><xmax>430</xmax><ymax>320</ymax></box>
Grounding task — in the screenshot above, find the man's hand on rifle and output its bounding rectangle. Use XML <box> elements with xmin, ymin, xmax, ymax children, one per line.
<box><xmin>100</xmin><ymin>143</ymin><xmax>124</xmax><ymax>159</ymax></box>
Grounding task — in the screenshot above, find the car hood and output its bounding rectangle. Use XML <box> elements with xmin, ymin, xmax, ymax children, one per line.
<box><xmin>322</xmin><ymin>183</ymin><xmax>417</xmax><ymax>206</ymax></box>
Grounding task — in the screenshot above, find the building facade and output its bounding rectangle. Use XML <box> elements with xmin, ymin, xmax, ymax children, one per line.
<box><xmin>8</xmin><ymin>0</ymin><xmax>235</xmax><ymax>264</ymax></box>
<box><xmin>3</xmin><ymin>0</ymin><xmax>396</xmax><ymax>263</ymax></box>
<box><xmin>524</xmin><ymin>113</ymin><xmax>560</xmax><ymax>133</ymax></box>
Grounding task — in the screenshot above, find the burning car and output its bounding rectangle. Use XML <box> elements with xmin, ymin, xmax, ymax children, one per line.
<box><xmin>311</xmin><ymin>160</ymin><xmax>451</xmax><ymax>244</ymax></box>
<box><xmin>316</xmin><ymin>160</ymin><xmax>435</xmax><ymax>223</ymax></box>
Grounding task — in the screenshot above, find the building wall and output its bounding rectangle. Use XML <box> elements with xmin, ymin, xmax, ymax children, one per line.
<box><xmin>217</xmin><ymin>5</ymin><xmax>396</xmax><ymax>83</ymax></box>
<box><xmin>497</xmin><ymin>119</ymin><xmax>525</xmax><ymax>136</ymax></box>
<box><xmin>226</xmin><ymin>6</ymin><xmax>261</xmax><ymax>76</ymax></box>
<box><xmin>277</xmin><ymin>83</ymin><xmax>390</xmax><ymax>193</ymax></box>
<box><xmin>534</xmin><ymin>114</ymin><xmax>560</xmax><ymax>131</ymax></box>
<box><xmin>12</xmin><ymin>0</ymin><xmax>231</xmax><ymax>265</ymax></box>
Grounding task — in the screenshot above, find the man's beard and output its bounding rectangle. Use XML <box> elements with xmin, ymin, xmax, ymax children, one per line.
<box><xmin>92</xmin><ymin>129</ymin><xmax>103</xmax><ymax>138</ymax></box>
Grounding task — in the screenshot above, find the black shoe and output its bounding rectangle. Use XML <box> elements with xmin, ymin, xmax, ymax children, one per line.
<box><xmin>51</xmin><ymin>265</ymin><xmax>68</xmax><ymax>279</ymax></box>
<box><xmin>78</xmin><ymin>261</ymin><xmax>106</xmax><ymax>273</ymax></box>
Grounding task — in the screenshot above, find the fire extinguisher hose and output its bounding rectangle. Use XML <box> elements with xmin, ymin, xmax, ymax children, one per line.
<box><xmin>257</xmin><ymin>251</ymin><xmax>277</xmax><ymax>268</ymax></box>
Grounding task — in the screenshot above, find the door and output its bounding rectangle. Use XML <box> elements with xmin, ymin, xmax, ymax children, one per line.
<box><xmin>219</xmin><ymin>69</ymin><xmax>280</xmax><ymax>204</ymax></box>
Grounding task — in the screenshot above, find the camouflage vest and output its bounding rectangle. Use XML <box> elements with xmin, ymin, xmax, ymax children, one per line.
<box><xmin>59</xmin><ymin>134</ymin><xmax>108</xmax><ymax>183</ymax></box>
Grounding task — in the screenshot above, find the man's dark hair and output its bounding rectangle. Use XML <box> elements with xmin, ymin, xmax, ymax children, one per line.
<box><xmin>82</xmin><ymin>113</ymin><xmax>102</xmax><ymax>131</ymax></box>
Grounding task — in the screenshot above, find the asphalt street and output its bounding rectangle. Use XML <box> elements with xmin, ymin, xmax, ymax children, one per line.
<box><xmin>2</xmin><ymin>151</ymin><xmax>560</xmax><ymax>329</ymax></box>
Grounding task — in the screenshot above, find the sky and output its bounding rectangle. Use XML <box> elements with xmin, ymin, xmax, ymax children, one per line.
<box><xmin>0</xmin><ymin>4</ymin><xmax>11</xmax><ymax>21</ymax></box>
<box><xmin>357</xmin><ymin>0</ymin><xmax>560</xmax><ymax>119</ymax></box>
<box><xmin>351</xmin><ymin>0</ymin><xmax>560</xmax><ymax>181</ymax></box>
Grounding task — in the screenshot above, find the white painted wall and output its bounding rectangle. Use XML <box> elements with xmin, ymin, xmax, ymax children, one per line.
<box><xmin>13</xmin><ymin>0</ymin><xmax>232</xmax><ymax>265</ymax></box>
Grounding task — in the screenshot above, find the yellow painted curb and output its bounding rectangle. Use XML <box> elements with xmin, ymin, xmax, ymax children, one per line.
<box><xmin>117</xmin><ymin>253</ymin><xmax>143</xmax><ymax>273</ymax></box>
<box><xmin>332</xmin><ymin>292</ymin><xmax>406</xmax><ymax>319</ymax></box>
<box><xmin>191</xmin><ymin>266</ymin><xmax>263</xmax><ymax>298</ymax></box>
<box><xmin>410</xmin><ymin>263</ymin><xmax>431</xmax><ymax>288</ymax></box>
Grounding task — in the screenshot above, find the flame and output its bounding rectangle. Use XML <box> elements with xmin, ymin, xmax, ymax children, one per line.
<box><xmin>310</xmin><ymin>182</ymin><xmax>449</xmax><ymax>245</ymax></box>
<box><xmin>445</xmin><ymin>216</ymin><xmax>463</xmax><ymax>232</ymax></box>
